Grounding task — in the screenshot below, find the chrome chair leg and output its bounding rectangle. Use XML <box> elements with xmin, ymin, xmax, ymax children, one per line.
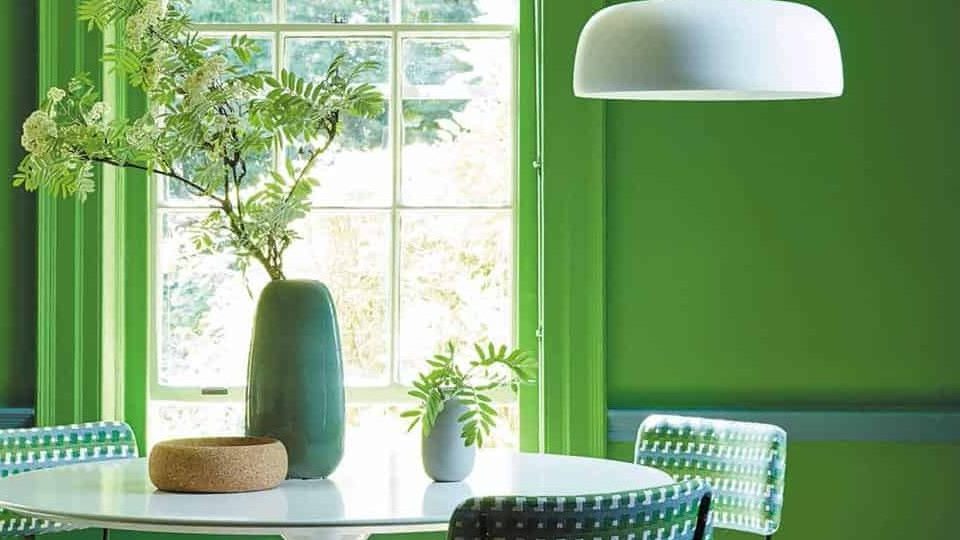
<box><xmin>102</xmin><ymin>529</ymin><xmax>110</xmax><ymax>540</ymax></box>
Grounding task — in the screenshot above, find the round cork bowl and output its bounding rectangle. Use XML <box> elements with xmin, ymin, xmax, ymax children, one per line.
<box><xmin>149</xmin><ymin>437</ymin><xmax>288</xmax><ymax>493</ymax></box>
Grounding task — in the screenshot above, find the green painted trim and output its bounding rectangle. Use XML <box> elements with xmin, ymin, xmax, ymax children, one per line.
<box><xmin>120</xmin><ymin>113</ymin><xmax>151</xmax><ymax>452</ymax></box>
<box><xmin>516</xmin><ymin>0</ymin><xmax>539</xmax><ymax>453</ymax></box>
<box><xmin>36</xmin><ymin>0</ymin><xmax>104</xmax><ymax>426</ymax></box>
<box><xmin>608</xmin><ymin>409</ymin><xmax>960</xmax><ymax>443</ymax></box>
<box><xmin>35</xmin><ymin>0</ymin><xmax>57</xmax><ymax>426</ymax></box>
<box><xmin>536</xmin><ymin>0</ymin><xmax>607</xmax><ymax>457</ymax></box>
<box><xmin>100</xmin><ymin>21</ymin><xmax>126</xmax><ymax>425</ymax></box>
<box><xmin>102</xmin><ymin>24</ymin><xmax>150</xmax><ymax>448</ymax></box>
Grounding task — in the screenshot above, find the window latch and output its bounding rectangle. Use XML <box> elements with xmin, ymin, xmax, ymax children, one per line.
<box><xmin>201</xmin><ymin>387</ymin><xmax>229</xmax><ymax>396</ymax></box>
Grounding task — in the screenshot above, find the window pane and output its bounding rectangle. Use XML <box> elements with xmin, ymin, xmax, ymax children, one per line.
<box><xmin>161</xmin><ymin>211</ymin><xmax>391</xmax><ymax>389</ymax></box>
<box><xmin>402</xmin><ymin>99</ymin><xmax>510</xmax><ymax>206</ymax></box>
<box><xmin>402</xmin><ymin>0</ymin><xmax>517</xmax><ymax>24</ymax></box>
<box><xmin>189</xmin><ymin>0</ymin><xmax>273</xmax><ymax>23</ymax></box>
<box><xmin>159</xmin><ymin>212</ymin><xmax>266</xmax><ymax>388</ymax></box>
<box><xmin>148</xmin><ymin>401</ymin><xmax>244</xmax><ymax>447</ymax></box>
<box><xmin>286</xmin><ymin>0</ymin><xmax>390</xmax><ymax>23</ymax></box>
<box><xmin>148</xmin><ymin>401</ymin><xmax>516</xmax><ymax>449</ymax></box>
<box><xmin>403</xmin><ymin>39</ymin><xmax>510</xmax><ymax>100</ymax></box>
<box><xmin>402</xmin><ymin>39</ymin><xmax>511</xmax><ymax>206</ymax></box>
<box><xmin>346</xmin><ymin>402</ymin><xmax>518</xmax><ymax>452</ymax></box>
<box><xmin>207</xmin><ymin>34</ymin><xmax>274</xmax><ymax>74</ymax></box>
<box><xmin>284</xmin><ymin>213</ymin><xmax>392</xmax><ymax>385</ymax></box>
<box><xmin>285</xmin><ymin>38</ymin><xmax>392</xmax><ymax>207</ymax></box>
<box><xmin>398</xmin><ymin>212</ymin><xmax>512</xmax><ymax>382</ymax></box>
<box><xmin>164</xmin><ymin>147</ymin><xmax>273</xmax><ymax>204</ymax></box>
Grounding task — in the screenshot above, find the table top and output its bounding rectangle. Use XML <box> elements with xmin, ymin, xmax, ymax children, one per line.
<box><xmin>0</xmin><ymin>450</ymin><xmax>673</xmax><ymax>536</ymax></box>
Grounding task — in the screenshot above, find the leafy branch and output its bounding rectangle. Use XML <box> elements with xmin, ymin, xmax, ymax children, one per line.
<box><xmin>402</xmin><ymin>342</ymin><xmax>536</xmax><ymax>448</ymax></box>
<box><xmin>12</xmin><ymin>0</ymin><xmax>385</xmax><ymax>281</ymax></box>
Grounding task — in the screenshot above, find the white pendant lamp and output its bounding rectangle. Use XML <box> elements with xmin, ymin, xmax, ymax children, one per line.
<box><xmin>574</xmin><ymin>0</ymin><xmax>844</xmax><ymax>100</ymax></box>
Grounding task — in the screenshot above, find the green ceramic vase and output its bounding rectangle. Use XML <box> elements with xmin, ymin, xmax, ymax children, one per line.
<box><xmin>246</xmin><ymin>279</ymin><xmax>345</xmax><ymax>479</ymax></box>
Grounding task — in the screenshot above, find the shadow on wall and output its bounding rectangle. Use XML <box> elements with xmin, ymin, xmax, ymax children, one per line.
<box><xmin>0</xmin><ymin>1</ymin><xmax>38</xmax><ymax>409</ymax></box>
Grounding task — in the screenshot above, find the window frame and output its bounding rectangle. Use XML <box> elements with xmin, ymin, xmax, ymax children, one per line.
<box><xmin>148</xmin><ymin>9</ymin><xmax>521</xmax><ymax>413</ymax></box>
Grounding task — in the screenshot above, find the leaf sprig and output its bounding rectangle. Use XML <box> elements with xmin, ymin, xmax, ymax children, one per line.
<box><xmin>14</xmin><ymin>0</ymin><xmax>385</xmax><ymax>281</ymax></box>
<box><xmin>402</xmin><ymin>341</ymin><xmax>536</xmax><ymax>447</ymax></box>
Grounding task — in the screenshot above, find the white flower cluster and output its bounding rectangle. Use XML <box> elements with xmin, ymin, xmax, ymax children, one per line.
<box><xmin>46</xmin><ymin>87</ymin><xmax>66</xmax><ymax>104</ymax></box>
<box><xmin>84</xmin><ymin>101</ymin><xmax>109</xmax><ymax>125</ymax></box>
<box><xmin>184</xmin><ymin>55</ymin><xmax>228</xmax><ymax>103</ymax></box>
<box><xmin>21</xmin><ymin>111</ymin><xmax>58</xmax><ymax>154</ymax></box>
<box><xmin>125</xmin><ymin>0</ymin><xmax>168</xmax><ymax>48</ymax></box>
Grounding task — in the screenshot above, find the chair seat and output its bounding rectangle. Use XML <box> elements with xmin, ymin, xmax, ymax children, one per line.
<box><xmin>635</xmin><ymin>415</ymin><xmax>787</xmax><ymax>537</ymax></box>
<box><xmin>0</xmin><ymin>421</ymin><xmax>140</xmax><ymax>537</ymax></box>
<box><xmin>0</xmin><ymin>508</ymin><xmax>81</xmax><ymax>537</ymax></box>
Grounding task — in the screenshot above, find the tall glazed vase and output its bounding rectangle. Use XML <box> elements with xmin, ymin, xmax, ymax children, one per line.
<box><xmin>246</xmin><ymin>280</ymin><xmax>345</xmax><ymax>479</ymax></box>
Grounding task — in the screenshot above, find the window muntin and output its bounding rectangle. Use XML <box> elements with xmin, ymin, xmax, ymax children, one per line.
<box><xmin>149</xmin><ymin>0</ymin><xmax>519</xmax><ymax>447</ymax></box>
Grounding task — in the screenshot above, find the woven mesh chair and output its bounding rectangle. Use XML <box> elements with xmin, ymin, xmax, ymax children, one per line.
<box><xmin>0</xmin><ymin>421</ymin><xmax>139</xmax><ymax>540</ymax></box>
<box><xmin>448</xmin><ymin>478</ymin><xmax>713</xmax><ymax>540</ymax></box>
<box><xmin>635</xmin><ymin>415</ymin><xmax>786</xmax><ymax>539</ymax></box>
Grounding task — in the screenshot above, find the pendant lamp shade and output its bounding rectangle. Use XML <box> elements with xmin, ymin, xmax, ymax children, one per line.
<box><xmin>573</xmin><ymin>0</ymin><xmax>844</xmax><ymax>100</ymax></box>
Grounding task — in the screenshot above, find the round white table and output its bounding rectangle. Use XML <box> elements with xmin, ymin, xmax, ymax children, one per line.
<box><xmin>0</xmin><ymin>450</ymin><xmax>672</xmax><ymax>540</ymax></box>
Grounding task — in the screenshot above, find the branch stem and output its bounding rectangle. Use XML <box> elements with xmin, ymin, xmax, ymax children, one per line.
<box><xmin>88</xmin><ymin>156</ymin><xmax>220</xmax><ymax>203</ymax></box>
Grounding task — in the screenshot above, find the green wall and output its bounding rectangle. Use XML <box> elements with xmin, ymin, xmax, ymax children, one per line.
<box><xmin>0</xmin><ymin>1</ymin><xmax>37</xmax><ymax>409</ymax></box>
<box><xmin>602</xmin><ymin>0</ymin><xmax>960</xmax><ymax>538</ymax></box>
<box><xmin>606</xmin><ymin>0</ymin><xmax>960</xmax><ymax>408</ymax></box>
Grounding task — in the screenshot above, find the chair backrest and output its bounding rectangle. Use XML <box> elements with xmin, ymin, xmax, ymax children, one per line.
<box><xmin>635</xmin><ymin>415</ymin><xmax>786</xmax><ymax>537</ymax></box>
<box><xmin>448</xmin><ymin>478</ymin><xmax>713</xmax><ymax>540</ymax></box>
<box><xmin>0</xmin><ymin>421</ymin><xmax>139</xmax><ymax>478</ymax></box>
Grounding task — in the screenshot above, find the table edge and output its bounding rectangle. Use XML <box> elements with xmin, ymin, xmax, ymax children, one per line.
<box><xmin>2</xmin><ymin>502</ymin><xmax>452</xmax><ymax>536</ymax></box>
<box><xmin>0</xmin><ymin>452</ymin><xmax>676</xmax><ymax>535</ymax></box>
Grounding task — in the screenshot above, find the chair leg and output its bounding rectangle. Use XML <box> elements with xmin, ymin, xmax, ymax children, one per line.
<box><xmin>766</xmin><ymin>535</ymin><xmax>774</xmax><ymax>540</ymax></box>
<box><xmin>102</xmin><ymin>529</ymin><xmax>110</xmax><ymax>540</ymax></box>
<box><xmin>693</xmin><ymin>494</ymin><xmax>712</xmax><ymax>540</ymax></box>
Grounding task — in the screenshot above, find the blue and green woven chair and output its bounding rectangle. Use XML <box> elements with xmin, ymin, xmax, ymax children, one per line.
<box><xmin>0</xmin><ymin>421</ymin><xmax>139</xmax><ymax>540</ymax></box>
<box><xmin>448</xmin><ymin>478</ymin><xmax>714</xmax><ymax>540</ymax></box>
<box><xmin>635</xmin><ymin>415</ymin><xmax>786</xmax><ymax>539</ymax></box>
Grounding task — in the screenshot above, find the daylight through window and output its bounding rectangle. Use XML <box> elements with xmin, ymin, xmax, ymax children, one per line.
<box><xmin>149</xmin><ymin>0</ymin><xmax>519</xmax><ymax>450</ymax></box>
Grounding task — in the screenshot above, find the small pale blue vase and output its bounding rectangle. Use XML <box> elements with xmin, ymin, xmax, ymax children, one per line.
<box><xmin>422</xmin><ymin>399</ymin><xmax>476</xmax><ymax>482</ymax></box>
<box><xmin>246</xmin><ymin>280</ymin><xmax>345</xmax><ymax>479</ymax></box>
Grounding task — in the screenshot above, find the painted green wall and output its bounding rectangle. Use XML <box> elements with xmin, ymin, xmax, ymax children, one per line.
<box><xmin>0</xmin><ymin>1</ymin><xmax>37</xmax><ymax>409</ymax></box>
<box><xmin>602</xmin><ymin>0</ymin><xmax>960</xmax><ymax>538</ymax></box>
<box><xmin>606</xmin><ymin>0</ymin><xmax>960</xmax><ymax>408</ymax></box>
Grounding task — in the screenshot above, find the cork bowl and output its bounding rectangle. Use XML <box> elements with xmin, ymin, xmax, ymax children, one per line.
<box><xmin>149</xmin><ymin>437</ymin><xmax>287</xmax><ymax>493</ymax></box>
